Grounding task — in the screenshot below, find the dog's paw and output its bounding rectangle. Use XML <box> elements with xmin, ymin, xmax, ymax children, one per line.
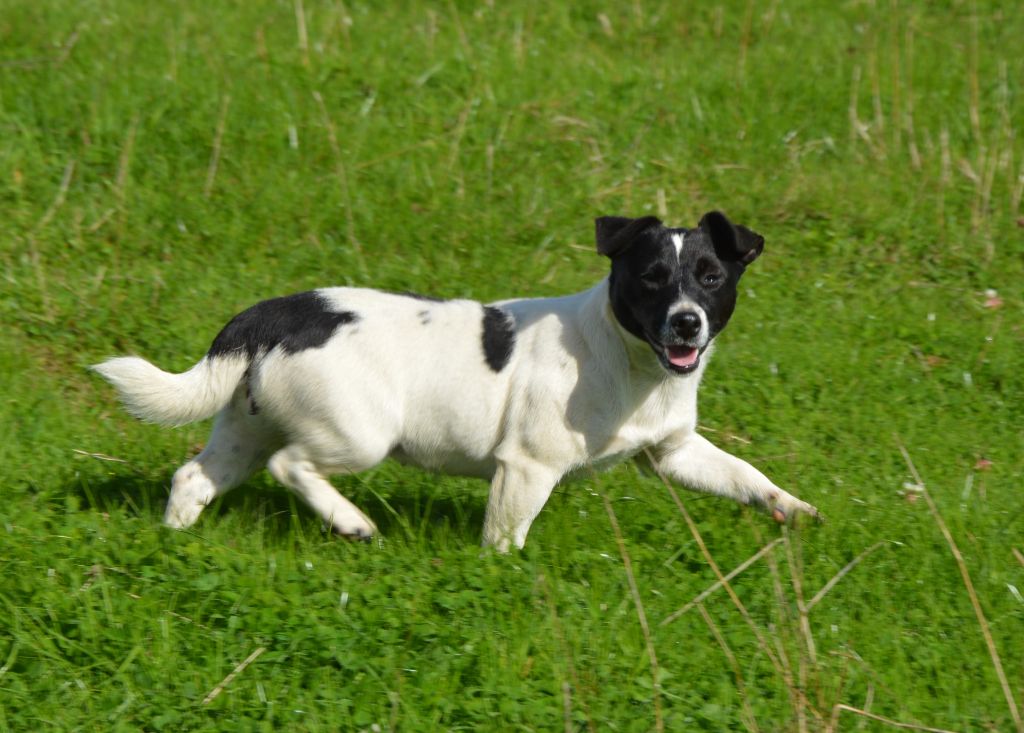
<box><xmin>769</xmin><ymin>493</ymin><xmax>822</xmax><ymax>526</ymax></box>
<box><xmin>164</xmin><ymin>490</ymin><xmax>214</xmax><ymax>529</ymax></box>
<box><xmin>325</xmin><ymin>518</ymin><xmax>377</xmax><ymax>541</ymax></box>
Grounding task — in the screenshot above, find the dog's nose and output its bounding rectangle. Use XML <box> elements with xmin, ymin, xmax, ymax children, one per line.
<box><xmin>670</xmin><ymin>311</ymin><xmax>701</xmax><ymax>340</ymax></box>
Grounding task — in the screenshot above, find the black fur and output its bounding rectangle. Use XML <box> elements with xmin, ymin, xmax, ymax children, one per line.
<box><xmin>208</xmin><ymin>291</ymin><xmax>358</xmax><ymax>360</ymax></box>
<box><xmin>481</xmin><ymin>306</ymin><xmax>515</xmax><ymax>372</ymax></box>
<box><xmin>596</xmin><ymin>211</ymin><xmax>763</xmax><ymax>375</ymax></box>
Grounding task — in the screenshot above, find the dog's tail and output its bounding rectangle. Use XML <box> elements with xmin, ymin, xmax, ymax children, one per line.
<box><xmin>91</xmin><ymin>354</ymin><xmax>249</xmax><ymax>427</ymax></box>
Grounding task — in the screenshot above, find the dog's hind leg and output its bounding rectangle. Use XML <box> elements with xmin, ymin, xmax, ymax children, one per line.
<box><xmin>164</xmin><ymin>403</ymin><xmax>277</xmax><ymax>529</ymax></box>
<box><xmin>266</xmin><ymin>446</ymin><xmax>377</xmax><ymax>538</ymax></box>
<box><xmin>482</xmin><ymin>458</ymin><xmax>560</xmax><ymax>552</ymax></box>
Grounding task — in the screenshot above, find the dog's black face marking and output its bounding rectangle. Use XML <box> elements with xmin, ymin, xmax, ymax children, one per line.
<box><xmin>208</xmin><ymin>291</ymin><xmax>358</xmax><ymax>360</ymax></box>
<box><xmin>595</xmin><ymin>211</ymin><xmax>763</xmax><ymax>376</ymax></box>
<box><xmin>481</xmin><ymin>306</ymin><xmax>515</xmax><ymax>372</ymax></box>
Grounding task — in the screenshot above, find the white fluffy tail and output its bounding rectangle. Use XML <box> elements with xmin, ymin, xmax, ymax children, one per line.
<box><xmin>92</xmin><ymin>355</ymin><xmax>249</xmax><ymax>427</ymax></box>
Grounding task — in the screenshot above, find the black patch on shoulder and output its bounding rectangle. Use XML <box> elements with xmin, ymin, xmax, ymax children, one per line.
<box><xmin>481</xmin><ymin>306</ymin><xmax>515</xmax><ymax>373</ymax></box>
<box><xmin>207</xmin><ymin>291</ymin><xmax>358</xmax><ymax>360</ymax></box>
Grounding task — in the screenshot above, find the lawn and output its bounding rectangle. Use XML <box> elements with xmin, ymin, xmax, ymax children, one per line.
<box><xmin>1</xmin><ymin>1</ymin><xmax>1022</xmax><ymax>730</ymax></box>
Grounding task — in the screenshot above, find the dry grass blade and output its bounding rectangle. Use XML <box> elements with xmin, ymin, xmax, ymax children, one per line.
<box><xmin>312</xmin><ymin>90</ymin><xmax>366</xmax><ymax>276</ymax></box>
<box><xmin>660</xmin><ymin>537</ymin><xmax>783</xmax><ymax>626</ymax></box>
<box><xmin>33</xmin><ymin>160</ymin><xmax>76</xmax><ymax>233</ymax></box>
<box><xmin>896</xmin><ymin>438</ymin><xmax>1022</xmax><ymax>733</ymax></box>
<box><xmin>203</xmin><ymin>94</ymin><xmax>231</xmax><ymax>198</ymax></box>
<box><xmin>115</xmin><ymin>116</ymin><xmax>139</xmax><ymax>204</ymax></box>
<box><xmin>602</xmin><ymin>494</ymin><xmax>663</xmax><ymax>733</ymax></box>
<box><xmin>644</xmin><ymin>450</ymin><xmax>823</xmax><ymax>722</ymax></box>
<box><xmin>72</xmin><ymin>449</ymin><xmax>128</xmax><ymax>464</ymax></box>
<box><xmin>561</xmin><ymin>680</ymin><xmax>573</xmax><ymax>733</ymax></box>
<box><xmin>697</xmin><ymin>602</ymin><xmax>761</xmax><ymax>733</ymax></box>
<box><xmin>202</xmin><ymin>646</ymin><xmax>267</xmax><ymax>705</ymax></box>
<box><xmin>806</xmin><ymin>542</ymin><xmax>887</xmax><ymax>613</ymax></box>
<box><xmin>784</xmin><ymin>527</ymin><xmax>818</xmax><ymax>732</ymax></box>
<box><xmin>830</xmin><ymin>703</ymin><xmax>961</xmax><ymax>733</ymax></box>
<box><xmin>293</xmin><ymin>0</ymin><xmax>309</xmax><ymax>67</ymax></box>
<box><xmin>784</xmin><ymin>529</ymin><xmax>816</xmax><ymax>665</ymax></box>
<box><xmin>536</xmin><ymin>573</ymin><xmax>596</xmax><ymax>733</ymax></box>
<box><xmin>26</xmin><ymin>158</ymin><xmax>76</xmax><ymax>320</ymax></box>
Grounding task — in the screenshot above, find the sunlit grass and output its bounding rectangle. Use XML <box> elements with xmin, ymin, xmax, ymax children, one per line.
<box><xmin>1</xmin><ymin>1</ymin><xmax>1022</xmax><ymax>730</ymax></box>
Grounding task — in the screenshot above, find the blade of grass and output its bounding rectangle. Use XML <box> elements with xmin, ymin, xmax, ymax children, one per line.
<box><xmin>805</xmin><ymin>541</ymin><xmax>887</xmax><ymax>613</ymax></box>
<box><xmin>645</xmin><ymin>450</ymin><xmax>822</xmax><ymax>723</ymax></box>
<box><xmin>784</xmin><ymin>527</ymin><xmax>817</xmax><ymax>733</ymax></box>
<box><xmin>536</xmin><ymin>572</ymin><xmax>597</xmax><ymax>733</ymax></box>
<box><xmin>203</xmin><ymin>94</ymin><xmax>231</xmax><ymax>198</ymax></box>
<box><xmin>697</xmin><ymin>602</ymin><xmax>761</xmax><ymax>733</ymax></box>
<box><xmin>896</xmin><ymin>438</ymin><xmax>1022</xmax><ymax>733</ymax></box>
<box><xmin>202</xmin><ymin>646</ymin><xmax>267</xmax><ymax>705</ymax></box>
<box><xmin>312</xmin><ymin>90</ymin><xmax>366</xmax><ymax>277</ymax></box>
<box><xmin>602</xmin><ymin>493</ymin><xmax>663</xmax><ymax>733</ymax></box>
<box><xmin>830</xmin><ymin>703</ymin><xmax>960</xmax><ymax>733</ymax></box>
<box><xmin>660</xmin><ymin>537</ymin><xmax>783</xmax><ymax>626</ymax></box>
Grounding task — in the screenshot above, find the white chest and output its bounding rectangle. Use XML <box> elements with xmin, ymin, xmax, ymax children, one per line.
<box><xmin>588</xmin><ymin>378</ymin><xmax>698</xmax><ymax>465</ymax></box>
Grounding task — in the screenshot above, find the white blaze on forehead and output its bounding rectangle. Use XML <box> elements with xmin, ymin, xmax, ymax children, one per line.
<box><xmin>671</xmin><ymin>232</ymin><xmax>684</xmax><ymax>258</ymax></box>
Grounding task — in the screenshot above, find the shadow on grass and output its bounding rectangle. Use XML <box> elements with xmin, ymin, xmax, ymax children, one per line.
<box><xmin>71</xmin><ymin>466</ymin><xmax>486</xmax><ymax>546</ymax></box>
<box><xmin>73</xmin><ymin>468</ymin><xmax>168</xmax><ymax>524</ymax></box>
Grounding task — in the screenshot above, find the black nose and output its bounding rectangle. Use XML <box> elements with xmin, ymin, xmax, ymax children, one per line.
<box><xmin>670</xmin><ymin>311</ymin><xmax>701</xmax><ymax>339</ymax></box>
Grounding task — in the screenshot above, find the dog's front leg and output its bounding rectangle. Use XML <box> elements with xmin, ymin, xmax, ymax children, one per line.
<box><xmin>653</xmin><ymin>432</ymin><xmax>820</xmax><ymax>522</ymax></box>
<box><xmin>482</xmin><ymin>458</ymin><xmax>560</xmax><ymax>552</ymax></box>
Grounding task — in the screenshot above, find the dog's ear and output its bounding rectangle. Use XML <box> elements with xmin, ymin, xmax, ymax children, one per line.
<box><xmin>595</xmin><ymin>215</ymin><xmax>662</xmax><ymax>257</ymax></box>
<box><xmin>699</xmin><ymin>211</ymin><xmax>764</xmax><ymax>265</ymax></box>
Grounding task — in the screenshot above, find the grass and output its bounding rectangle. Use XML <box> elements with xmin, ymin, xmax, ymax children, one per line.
<box><xmin>1</xmin><ymin>0</ymin><xmax>1022</xmax><ymax>730</ymax></box>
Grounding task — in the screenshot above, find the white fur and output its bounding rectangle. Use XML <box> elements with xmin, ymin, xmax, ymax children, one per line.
<box><xmin>665</xmin><ymin>297</ymin><xmax>710</xmax><ymax>347</ymax></box>
<box><xmin>671</xmin><ymin>232</ymin><xmax>685</xmax><ymax>257</ymax></box>
<box><xmin>95</xmin><ymin>280</ymin><xmax>818</xmax><ymax>550</ymax></box>
<box><xmin>92</xmin><ymin>355</ymin><xmax>248</xmax><ymax>427</ymax></box>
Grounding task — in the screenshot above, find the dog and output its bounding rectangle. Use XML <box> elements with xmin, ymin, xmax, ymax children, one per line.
<box><xmin>94</xmin><ymin>211</ymin><xmax>819</xmax><ymax>551</ymax></box>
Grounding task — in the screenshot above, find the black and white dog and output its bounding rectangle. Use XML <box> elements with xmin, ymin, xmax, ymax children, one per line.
<box><xmin>94</xmin><ymin>212</ymin><xmax>819</xmax><ymax>551</ymax></box>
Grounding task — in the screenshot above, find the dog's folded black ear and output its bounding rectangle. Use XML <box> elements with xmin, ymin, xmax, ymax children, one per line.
<box><xmin>595</xmin><ymin>215</ymin><xmax>662</xmax><ymax>257</ymax></box>
<box><xmin>699</xmin><ymin>211</ymin><xmax>764</xmax><ymax>265</ymax></box>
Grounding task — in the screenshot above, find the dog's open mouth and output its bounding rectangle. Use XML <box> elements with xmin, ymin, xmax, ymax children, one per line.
<box><xmin>647</xmin><ymin>337</ymin><xmax>703</xmax><ymax>374</ymax></box>
<box><xmin>665</xmin><ymin>344</ymin><xmax>699</xmax><ymax>369</ymax></box>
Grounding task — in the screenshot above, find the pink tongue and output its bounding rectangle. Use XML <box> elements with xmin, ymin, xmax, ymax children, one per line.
<box><xmin>667</xmin><ymin>345</ymin><xmax>699</xmax><ymax>367</ymax></box>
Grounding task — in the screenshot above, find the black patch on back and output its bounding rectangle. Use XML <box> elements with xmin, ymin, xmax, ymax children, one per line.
<box><xmin>207</xmin><ymin>291</ymin><xmax>358</xmax><ymax>360</ymax></box>
<box><xmin>481</xmin><ymin>306</ymin><xmax>515</xmax><ymax>372</ymax></box>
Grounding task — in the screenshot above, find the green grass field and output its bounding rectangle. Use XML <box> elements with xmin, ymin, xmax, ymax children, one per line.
<box><xmin>2</xmin><ymin>1</ymin><xmax>1022</xmax><ymax>730</ymax></box>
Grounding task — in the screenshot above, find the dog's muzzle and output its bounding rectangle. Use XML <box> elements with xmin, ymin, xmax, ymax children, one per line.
<box><xmin>650</xmin><ymin>310</ymin><xmax>707</xmax><ymax>374</ymax></box>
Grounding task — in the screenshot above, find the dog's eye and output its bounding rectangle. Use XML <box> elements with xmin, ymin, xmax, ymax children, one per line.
<box><xmin>640</xmin><ymin>266</ymin><xmax>671</xmax><ymax>289</ymax></box>
<box><xmin>701</xmin><ymin>271</ymin><xmax>722</xmax><ymax>288</ymax></box>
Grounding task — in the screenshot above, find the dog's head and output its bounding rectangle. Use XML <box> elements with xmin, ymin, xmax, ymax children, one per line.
<box><xmin>596</xmin><ymin>211</ymin><xmax>764</xmax><ymax>376</ymax></box>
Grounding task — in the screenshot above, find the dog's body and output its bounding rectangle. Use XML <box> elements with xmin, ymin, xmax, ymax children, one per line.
<box><xmin>95</xmin><ymin>212</ymin><xmax>818</xmax><ymax>550</ymax></box>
